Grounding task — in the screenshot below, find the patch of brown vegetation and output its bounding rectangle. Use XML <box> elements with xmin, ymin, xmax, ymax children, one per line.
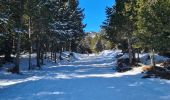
<box><xmin>142</xmin><ymin>66</ymin><xmax>170</xmax><ymax>80</ymax></box>
<box><xmin>142</xmin><ymin>66</ymin><xmax>153</xmax><ymax>73</ymax></box>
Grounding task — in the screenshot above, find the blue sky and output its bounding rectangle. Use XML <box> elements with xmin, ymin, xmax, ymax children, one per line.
<box><xmin>79</xmin><ymin>0</ymin><xmax>115</xmax><ymax>32</ymax></box>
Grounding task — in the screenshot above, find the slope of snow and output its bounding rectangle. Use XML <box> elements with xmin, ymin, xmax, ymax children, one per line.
<box><xmin>99</xmin><ymin>50</ymin><xmax>122</xmax><ymax>57</ymax></box>
<box><xmin>139</xmin><ymin>53</ymin><xmax>169</xmax><ymax>64</ymax></box>
<box><xmin>0</xmin><ymin>50</ymin><xmax>170</xmax><ymax>100</ymax></box>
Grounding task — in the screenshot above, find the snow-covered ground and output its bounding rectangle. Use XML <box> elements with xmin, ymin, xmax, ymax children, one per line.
<box><xmin>0</xmin><ymin>50</ymin><xmax>170</xmax><ymax>100</ymax></box>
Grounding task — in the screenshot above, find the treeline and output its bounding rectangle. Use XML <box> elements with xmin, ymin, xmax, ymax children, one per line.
<box><xmin>102</xmin><ymin>0</ymin><xmax>170</xmax><ymax>66</ymax></box>
<box><xmin>0</xmin><ymin>0</ymin><xmax>85</xmax><ymax>73</ymax></box>
<box><xmin>78</xmin><ymin>32</ymin><xmax>113</xmax><ymax>53</ymax></box>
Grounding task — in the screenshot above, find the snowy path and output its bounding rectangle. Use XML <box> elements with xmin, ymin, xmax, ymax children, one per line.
<box><xmin>1</xmin><ymin>53</ymin><xmax>170</xmax><ymax>100</ymax></box>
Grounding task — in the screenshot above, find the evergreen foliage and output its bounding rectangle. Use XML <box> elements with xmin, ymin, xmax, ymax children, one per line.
<box><xmin>0</xmin><ymin>0</ymin><xmax>85</xmax><ymax>72</ymax></box>
<box><xmin>102</xmin><ymin>0</ymin><xmax>170</xmax><ymax>65</ymax></box>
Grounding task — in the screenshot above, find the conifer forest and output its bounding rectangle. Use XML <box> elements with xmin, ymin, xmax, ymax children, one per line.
<box><xmin>0</xmin><ymin>0</ymin><xmax>170</xmax><ymax>100</ymax></box>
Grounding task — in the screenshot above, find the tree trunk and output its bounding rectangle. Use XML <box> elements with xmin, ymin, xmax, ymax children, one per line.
<box><xmin>15</xmin><ymin>31</ymin><xmax>21</xmax><ymax>73</ymax></box>
<box><xmin>36</xmin><ymin>38</ymin><xmax>41</xmax><ymax>68</ymax></box>
<box><xmin>51</xmin><ymin>49</ymin><xmax>53</xmax><ymax>60</ymax></box>
<box><xmin>137</xmin><ymin>49</ymin><xmax>140</xmax><ymax>63</ymax></box>
<box><xmin>150</xmin><ymin>49</ymin><xmax>155</xmax><ymax>67</ymax></box>
<box><xmin>28</xmin><ymin>17</ymin><xmax>32</xmax><ymax>70</ymax></box>
<box><xmin>132</xmin><ymin>49</ymin><xmax>136</xmax><ymax>65</ymax></box>
<box><xmin>4</xmin><ymin>38</ymin><xmax>12</xmax><ymax>62</ymax></box>
<box><xmin>51</xmin><ymin>41</ymin><xmax>54</xmax><ymax>60</ymax></box>
<box><xmin>128</xmin><ymin>38</ymin><xmax>133</xmax><ymax>65</ymax></box>
<box><xmin>44</xmin><ymin>44</ymin><xmax>47</xmax><ymax>59</ymax></box>
<box><xmin>69</xmin><ymin>40</ymin><xmax>72</xmax><ymax>52</ymax></box>
<box><xmin>54</xmin><ymin>44</ymin><xmax>57</xmax><ymax>63</ymax></box>
<box><xmin>40</xmin><ymin>51</ymin><xmax>44</xmax><ymax>65</ymax></box>
<box><xmin>55</xmin><ymin>52</ymin><xmax>57</xmax><ymax>63</ymax></box>
<box><xmin>52</xmin><ymin>50</ymin><xmax>55</xmax><ymax>61</ymax></box>
<box><xmin>15</xmin><ymin>0</ymin><xmax>24</xmax><ymax>73</ymax></box>
<box><xmin>59</xmin><ymin>43</ymin><xmax>62</xmax><ymax>61</ymax></box>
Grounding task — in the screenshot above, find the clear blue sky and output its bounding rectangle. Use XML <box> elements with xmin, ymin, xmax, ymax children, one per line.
<box><xmin>79</xmin><ymin>0</ymin><xmax>115</xmax><ymax>32</ymax></box>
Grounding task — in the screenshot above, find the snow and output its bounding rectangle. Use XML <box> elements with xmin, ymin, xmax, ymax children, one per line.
<box><xmin>0</xmin><ymin>18</ymin><xmax>8</xmax><ymax>24</ymax></box>
<box><xmin>99</xmin><ymin>50</ymin><xmax>121</xmax><ymax>57</ymax></box>
<box><xmin>0</xmin><ymin>50</ymin><xmax>170</xmax><ymax>100</ymax></box>
<box><xmin>119</xmin><ymin>53</ymin><xmax>129</xmax><ymax>59</ymax></box>
<box><xmin>139</xmin><ymin>53</ymin><xmax>169</xmax><ymax>64</ymax></box>
<box><xmin>14</xmin><ymin>28</ymin><xmax>23</xmax><ymax>33</ymax></box>
<box><xmin>0</xmin><ymin>76</ymin><xmax>42</xmax><ymax>86</ymax></box>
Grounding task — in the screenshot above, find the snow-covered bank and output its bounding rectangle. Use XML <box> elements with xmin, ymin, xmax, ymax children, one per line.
<box><xmin>0</xmin><ymin>50</ymin><xmax>170</xmax><ymax>100</ymax></box>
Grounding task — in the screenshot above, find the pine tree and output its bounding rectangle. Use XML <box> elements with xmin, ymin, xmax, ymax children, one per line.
<box><xmin>65</xmin><ymin>0</ymin><xmax>85</xmax><ymax>52</ymax></box>
<box><xmin>0</xmin><ymin>1</ymin><xmax>14</xmax><ymax>62</ymax></box>
<box><xmin>13</xmin><ymin>0</ymin><xmax>25</xmax><ymax>73</ymax></box>
<box><xmin>94</xmin><ymin>38</ymin><xmax>103</xmax><ymax>53</ymax></box>
<box><xmin>102</xmin><ymin>0</ymin><xmax>137</xmax><ymax>65</ymax></box>
<box><xmin>135</xmin><ymin>0</ymin><xmax>170</xmax><ymax>66</ymax></box>
<box><xmin>0</xmin><ymin>0</ymin><xmax>85</xmax><ymax>71</ymax></box>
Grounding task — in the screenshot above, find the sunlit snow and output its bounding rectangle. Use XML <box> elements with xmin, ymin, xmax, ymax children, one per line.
<box><xmin>0</xmin><ymin>50</ymin><xmax>170</xmax><ymax>100</ymax></box>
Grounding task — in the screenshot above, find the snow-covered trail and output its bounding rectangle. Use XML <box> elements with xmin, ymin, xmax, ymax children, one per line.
<box><xmin>1</xmin><ymin>53</ymin><xmax>170</xmax><ymax>100</ymax></box>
